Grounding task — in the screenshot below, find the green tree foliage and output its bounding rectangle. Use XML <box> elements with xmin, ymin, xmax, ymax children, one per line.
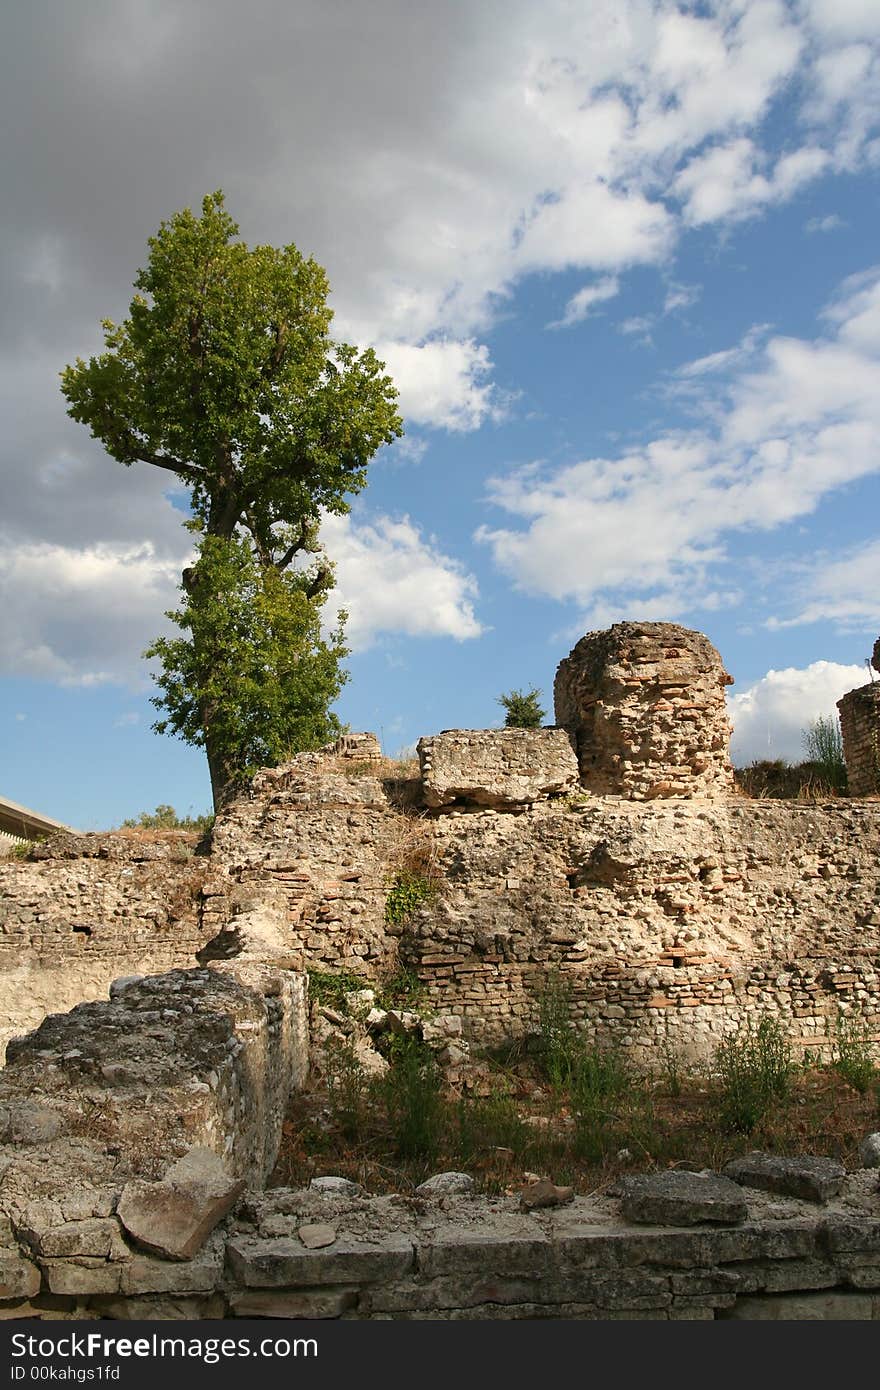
<box><xmin>801</xmin><ymin>714</ymin><xmax>847</xmax><ymax>792</ymax></box>
<box><xmin>145</xmin><ymin>532</ymin><xmax>349</xmax><ymax>792</ymax></box>
<box><xmin>61</xmin><ymin>192</ymin><xmax>403</xmax><ymax>806</ymax></box>
<box><xmin>497</xmin><ymin>686</ymin><xmax>546</xmax><ymax>728</ymax></box>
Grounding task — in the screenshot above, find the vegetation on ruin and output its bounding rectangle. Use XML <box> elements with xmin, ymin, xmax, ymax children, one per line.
<box><xmin>384</xmin><ymin>870</ymin><xmax>438</xmax><ymax>927</ymax></box>
<box><xmin>62</xmin><ymin>191</ymin><xmax>402</xmax><ymax>810</ymax></box>
<box><xmin>274</xmin><ymin>985</ymin><xmax>879</xmax><ymax>1194</ymax></box>
<box><xmin>497</xmin><ymin>686</ymin><xmax>547</xmax><ymax>728</ymax></box>
<box><xmin>120</xmin><ymin>804</ymin><xmax>214</xmax><ymax>833</ymax></box>
<box><xmin>801</xmin><ymin>713</ymin><xmax>847</xmax><ymax>792</ymax></box>
<box><xmin>733</xmin><ymin>712</ymin><xmax>848</xmax><ymax>800</ymax></box>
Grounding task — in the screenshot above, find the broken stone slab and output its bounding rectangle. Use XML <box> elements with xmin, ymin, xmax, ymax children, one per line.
<box><xmin>722</xmin><ymin>1153</ymin><xmax>846</xmax><ymax>1204</ymax></box>
<box><xmin>418</xmin><ymin>728</ymin><xmax>578</xmax><ymax>808</ymax></box>
<box><xmin>226</xmin><ymin>1232</ymin><xmax>415</xmax><ymax>1288</ymax></box>
<box><xmin>519</xmin><ymin>1180</ymin><xmax>575</xmax><ymax>1211</ymax></box>
<box><xmin>0</xmin><ymin>1250</ymin><xmax>41</xmax><ymax>1300</ymax></box>
<box><xmin>0</xmin><ymin>1103</ymin><xmax>63</xmax><ymax>1145</ymax></box>
<box><xmin>859</xmin><ymin>1133</ymin><xmax>880</xmax><ymax>1168</ymax></box>
<box><xmin>415</xmin><ymin>1172</ymin><xmax>475</xmax><ymax>1197</ymax></box>
<box><xmin>117</xmin><ymin>1147</ymin><xmax>245</xmax><ymax>1262</ymax></box>
<box><xmin>310</xmin><ymin>1176</ymin><xmax>363</xmax><ymax>1198</ymax></box>
<box><xmin>298</xmin><ymin>1223</ymin><xmax>337</xmax><ymax>1249</ymax></box>
<box><xmin>21</xmin><ymin>1218</ymin><xmax>128</xmax><ymax>1261</ymax></box>
<box><xmin>619</xmin><ymin>1171</ymin><xmax>748</xmax><ymax>1227</ymax></box>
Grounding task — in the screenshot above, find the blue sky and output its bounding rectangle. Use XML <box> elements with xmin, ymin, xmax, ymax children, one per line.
<box><xmin>2</xmin><ymin>0</ymin><xmax>879</xmax><ymax>830</ymax></box>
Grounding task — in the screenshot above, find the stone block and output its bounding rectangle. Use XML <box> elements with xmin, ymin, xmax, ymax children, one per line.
<box><xmin>619</xmin><ymin>1171</ymin><xmax>748</xmax><ymax>1226</ymax></box>
<box><xmin>721</xmin><ymin>1291</ymin><xmax>874</xmax><ymax>1320</ymax></box>
<box><xmin>227</xmin><ymin>1233</ymin><xmax>415</xmax><ymax>1288</ymax></box>
<box><xmin>0</xmin><ymin>1251</ymin><xmax>41</xmax><ymax>1300</ymax></box>
<box><xmin>42</xmin><ymin>1259</ymin><xmax>123</xmax><ymax>1296</ymax></box>
<box><xmin>418</xmin><ymin>729</ymin><xmax>578</xmax><ymax>808</ymax></box>
<box><xmin>230</xmin><ymin>1288</ymin><xmax>358</xmax><ymax>1318</ymax></box>
<box><xmin>119</xmin><ymin>1242</ymin><xmax>223</xmax><ymax>1295</ymax></box>
<box><xmin>24</xmin><ymin>1219</ymin><xmax>126</xmax><ymax>1260</ymax></box>
<box><xmin>117</xmin><ymin>1147</ymin><xmax>245</xmax><ymax>1262</ymax></box>
<box><xmin>417</xmin><ymin>1217</ymin><xmax>550</xmax><ymax>1279</ymax></box>
<box><xmin>723</xmin><ymin>1153</ymin><xmax>845</xmax><ymax>1203</ymax></box>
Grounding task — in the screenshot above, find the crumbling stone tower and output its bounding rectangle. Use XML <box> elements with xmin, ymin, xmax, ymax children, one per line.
<box><xmin>554</xmin><ymin>621</ymin><xmax>734</xmax><ymax>799</ymax></box>
<box><xmin>837</xmin><ymin>638</ymin><xmax>880</xmax><ymax>797</ymax></box>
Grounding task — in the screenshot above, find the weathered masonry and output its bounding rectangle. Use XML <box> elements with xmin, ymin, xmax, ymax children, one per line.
<box><xmin>838</xmin><ymin>637</ymin><xmax>880</xmax><ymax>798</ymax></box>
<box><xmin>0</xmin><ymin>621</ymin><xmax>879</xmax><ymax>1319</ymax></box>
<box><xmin>1</xmin><ymin>967</ymin><xmax>880</xmax><ymax>1320</ymax></box>
<box><xmin>2</xmin><ymin>623</ymin><xmax>879</xmax><ymax>1064</ymax></box>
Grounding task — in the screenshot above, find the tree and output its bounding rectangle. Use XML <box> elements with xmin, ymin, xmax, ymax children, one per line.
<box><xmin>61</xmin><ymin>192</ymin><xmax>403</xmax><ymax>806</ymax></box>
<box><xmin>801</xmin><ymin>714</ymin><xmax>847</xmax><ymax>792</ymax></box>
<box><xmin>497</xmin><ymin>687</ymin><xmax>547</xmax><ymax>728</ymax></box>
<box><xmin>145</xmin><ymin>531</ymin><xmax>349</xmax><ymax>795</ymax></box>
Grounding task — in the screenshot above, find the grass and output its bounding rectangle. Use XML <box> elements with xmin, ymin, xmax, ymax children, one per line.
<box><xmin>271</xmin><ymin>1050</ymin><xmax>879</xmax><ymax>1195</ymax></box>
<box><xmin>272</xmin><ymin>987</ymin><xmax>880</xmax><ymax>1195</ymax></box>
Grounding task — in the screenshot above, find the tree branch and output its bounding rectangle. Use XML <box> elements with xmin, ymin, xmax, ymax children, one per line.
<box><xmin>130</xmin><ymin>444</ymin><xmax>205</xmax><ymax>488</ymax></box>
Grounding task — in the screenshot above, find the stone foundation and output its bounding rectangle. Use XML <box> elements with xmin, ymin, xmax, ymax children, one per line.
<box><xmin>2</xmin><ymin>1168</ymin><xmax>880</xmax><ymax>1320</ymax></box>
<box><xmin>554</xmin><ymin>622</ymin><xmax>734</xmax><ymax>799</ymax></box>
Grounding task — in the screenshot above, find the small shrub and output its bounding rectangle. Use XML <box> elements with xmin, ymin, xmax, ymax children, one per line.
<box><xmin>324</xmin><ymin>1037</ymin><xmax>369</xmax><ymax>1141</ymax></box>
<box><xmin>713</xmin><ymin>1016</ymin><xmax>794</xmax><ymax>1133</ymax></box>
<box><xmin>380</xmin><ymin>1036</ymin><xmax>445</xmax><ymax>1162</ymax></box>
<box><xmin>378</xmin><ymin>964</ymin><xmax>425</xmax><ymax>1011</ymax></box>
<box><xmin>121</xmin><ymin>804</ymin><xmax>214</xmax><ymax>833</ymax></box>
<box><xmin>455</xmin><ymin>1091</ymin><xmax>528</xmax><ymax>1166</ymax></box>
<box><xmin>497</xmin><ymin>687</ymin><xmax>546</xmax><ymax>729</ymax></box>
<box><xmin>832</xmin><ymin>1011</ymin><xmax>877</xmax><ymax>1094</ymax></box>
<box><xmin>536</xmin><ymin>972</ymin><xmax>578</xmax><ymax>1088</ymax></box>
<box><xmin>658</xmin><ymin>1034</ymin><xmax>685</xmax><ymax>1098</ymax></box>
<box><xmin>307</xmin><ymin>967</ymin><xmax>370</xmax><ymax>1013</ymax></box>
<box><xmin>384</xmin><ymin>870</ymin><xmax>437</xmax><ymax>927</ymax></box>
<box><xmin>801</xmin><ymin>715</ymin><xmax>847</xmax><ymax>792</ymax></box>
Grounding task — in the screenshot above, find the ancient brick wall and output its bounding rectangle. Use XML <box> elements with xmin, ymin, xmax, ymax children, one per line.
<box><xmin>0</xmin><ymin>834</ymin><xmax>214</xmax><ymax>1058</ymax></box>
<box><xmin>838</xmin><ymin>685</ymin><xmax>880</xmax><ymax>798</ymax></box>
<box><xmin>554</xmin><ymin>622</ymin><xmax>734</xmax><ymax>799</ymax></box>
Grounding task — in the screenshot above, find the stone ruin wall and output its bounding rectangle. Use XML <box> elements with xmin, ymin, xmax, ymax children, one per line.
<box><xmin>837</xmin><ymin>637</ymin><xmax>880</xmax><ymax>798</ymax></box>
<box><xmin>0</xmin><ymin>834</ymin><xmax>216</xmax><ymax>1058</ymax></box>
<box><xmin>2</xmin><ymin>623</ymin><xmax>879</xmax><ymax>1068</ymax></box>
<box><xmin>554</xmin><ymin>622</ymin><xmax>735</xmax><ymax>799</ymax></box>
<box><xmin>1</xmin><ymin>622</ymin><xmax>880</xmax><ymax>1319</ymax></box>
<box><xmin>1</xmin><ymin>958</ymin><xmax>880</xmax><ymax>1321</ymax></box>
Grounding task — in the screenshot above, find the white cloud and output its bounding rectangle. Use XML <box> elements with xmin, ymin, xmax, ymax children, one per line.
<box><xmin>549</xmin><ymin>275</ymin><xmax>619</xmax><ymax>329</ymax></box>
<box><xmin>673</xmin><ymin>138</ymin><xmax>830</xmax><ymax>227</ymax></box>
<box><xmin>0</xmin><ymin>541</ymin><xmax>185</xmax><ymax>686</ymax></box>
<box><xmin>805</xmin><ymin>213</ymin><xmax>846</xmax><ymax>232</ymax></box>
<box><xmin>663</xmin><ymin>281</ymin><xmax>701</xmax><ymax>314</ymax></box>
<box><xmin>373</xmin><ymin>339</ymin><xmax>506</xmax><ymax>432</ymax></box>
<box><xmin>728</xmin><ymin>661</ymin><xmax>866</xmax><ymax>764</ymax></box>
<box><xmin>321</xmin><ymin>512</ymin><xmax>484</xmax><ymax>649</ymax></box>
<box><xmin>477</xmin><ymin>268</ymin><xmax>880</xmax><ymax>620</ymax></box>
<box><xmin>767</xmin><ymin>537</ymin><xmax>880</xmax><ymax>630</ymax></box>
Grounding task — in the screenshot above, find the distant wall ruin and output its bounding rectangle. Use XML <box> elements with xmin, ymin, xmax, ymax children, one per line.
<box><xmin>838</xmin><ymin>638</ymin><xmax>880</xmax><ymax>798</ymax></box>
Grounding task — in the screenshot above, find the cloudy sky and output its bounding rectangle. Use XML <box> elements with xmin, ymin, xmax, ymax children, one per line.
<box><xmin>2</xmin><ymin>0</ymin><xmax>879</xmax><ymax>828</ymax></box>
